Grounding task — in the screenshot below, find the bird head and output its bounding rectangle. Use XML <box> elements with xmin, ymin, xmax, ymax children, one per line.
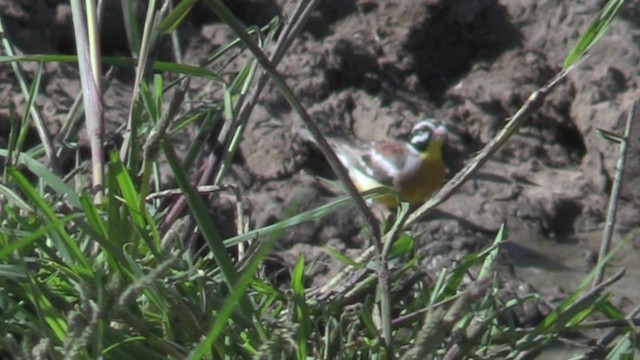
<box><xmin>409</xmin><ymin>118</ymin><xmax>448</xmax><ymax>154</ymax></box>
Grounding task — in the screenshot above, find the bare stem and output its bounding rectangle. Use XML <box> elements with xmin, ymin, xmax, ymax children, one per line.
<box><xmin>592</xmin><ymin>100</ymin><xmax>637</xmax><ymax>287</ymax></box>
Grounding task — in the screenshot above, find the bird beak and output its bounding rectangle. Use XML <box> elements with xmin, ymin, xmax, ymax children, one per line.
<box><xmin>432</xmin><ymin>124</ymin><xmax>448</xmax><ymax>141</ymax></box>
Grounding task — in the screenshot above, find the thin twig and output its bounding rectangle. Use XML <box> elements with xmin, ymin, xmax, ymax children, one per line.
<box><xmin>69</xmin><ymin>0</ymin><xmax>105</xmax><ymax>203</ymax></box>
<box><xmin>379</xmin><ymin>204</ymin><xmax>411</xmax><ymax>356</ymax></box>
<box><xmin>119</xmin><ymin>0</ymin><xmax>161</xmax><ymax>165</ymax></box>
<box><xmin>138</xmin><ymin>79</ymin><xmax>189</xmax><ymax>204</ymax></box>
<box><xmin>577</xmin><ymin>267</ymin><xmax>625</xmax><ymax>306</ymax></box>
<box><xmin>578</xmin><ymin>312</ymin><xmax>640</xmax><ymax>331</ymax></box>
<box><xmin>592</xmin><ymin>100</ymin><xmax>637</xmax><ymax>287</ymax></box>
<box><xmin>146</xmin><ymin>184</ymin><xmax>229</xmax><ymax>201</ymax></box>
<box><xmin>232</xmin><ymin>185</ymin><xmax>250</xmax><ymax>261</ymax></box>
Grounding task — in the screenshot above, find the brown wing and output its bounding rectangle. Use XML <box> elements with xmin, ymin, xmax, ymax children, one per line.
<box><xmin>359</xmin><ymin>142</ymin><xmax>411</xmax><ymax>187</ymax></box>
<box><xmin>317</xmin><ymin>136</ymin><xmax>412</xmax><ymax>188</ymax></box>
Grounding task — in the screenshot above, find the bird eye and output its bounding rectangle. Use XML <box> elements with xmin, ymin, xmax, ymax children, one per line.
<box><xmin>410</xmin><ymin>131</ymin><xmax>432</xmax><ymax>150</ymax></box>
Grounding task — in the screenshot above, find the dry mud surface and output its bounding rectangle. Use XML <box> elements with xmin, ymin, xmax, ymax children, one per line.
<box><xmin>1</xmin><ymin>0</ymin><xmax>640</xmax><ymax>324</ymax></box>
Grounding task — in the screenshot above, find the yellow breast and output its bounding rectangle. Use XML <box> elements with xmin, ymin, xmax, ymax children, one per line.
<box><xmin>345</xmin><ymin>138</ymin><xmax>446</xmax><ymax>208</ymax></box>
<box><xmin>395</xmin><ymin>157</ymin><xmax>445</xmax><ymax>206</ymax></box>
<box><xmin>349</xmin><ymin>154</ymin><xmax>445</xmax><ymax>208</ymax></box>
<box><xmin>390</xmin><ymin>145</ymin><xmax>446</xmax><ymax>208</ymax></box>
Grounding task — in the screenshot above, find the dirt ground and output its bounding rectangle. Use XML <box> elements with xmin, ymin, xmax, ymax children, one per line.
<box><xmin>1</xmin><ymin>0</ymin><xmax>639</xmax><ymax>324</ymax></box>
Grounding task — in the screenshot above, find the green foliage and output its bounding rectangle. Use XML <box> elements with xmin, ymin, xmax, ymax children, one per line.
<box><xmin>564</xmin><ymin>0</ymin><xmax>625</xmax><ymax>68</ymax></box>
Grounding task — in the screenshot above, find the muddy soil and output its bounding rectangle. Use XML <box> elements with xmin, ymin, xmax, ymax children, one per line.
<box><xmin>1</xmin><ymin>0</ymin><xmax>640</xmax><ymax>327</ymax></box>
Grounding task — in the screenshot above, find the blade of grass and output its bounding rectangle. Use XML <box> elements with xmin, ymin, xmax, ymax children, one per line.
<box><xmin>0</xmin><ymin>182</ymin><xmax>34</xmax><ymax>213</ymax></box>
<box><xmin>520</xmin><ymin>240</ymin><xmax>628</xmax><ymax>349</ymax></box>
<box><xmin>179</xmin><ymin>110</ymin><xmax>222</xmax><ymax>171</ymax></box>
<box><xmin>138</xmin><ymin>78</ymin><xmax>188</xmax><ymax>205</ymax></box>
<box><xmin>3</xmin><ymin>104</ymin><xmax>19</xmax><ymax>174</ymax></box>
<box><xmin>0</xmin><ymin>149</ymin><xmax>82</xmax><ymax>209</ymax></box>
<box><xmin>161</xmin><ymin>137</ymin><xmax>259</xmax><ymax>331</ymax></box>
<box><xmin>187</xmin><ymin>227</ymin><xmax>283</xmax><ymax>360</ymax></box>
<box><xmin>292</xmin><ymin>254</ymin><xmax>310</xmax><ymax>360</ymax></box>
<box><xmin>223</xmin><ymin>187</ymin><xmax>389</xmax><ymax>248</ymax></box>
<box><xmin>478</xmin><ymin>224</ymin><xmax>505</xmax><ymax>280</ymax></box>
<box><xmin>78</xmin><ymin>192</ymin><xmax>129</xmax><ymax>271</ymax></box>
<box><xmin>0</xmin><ymin>54</ymin><xmax>224</xmax><ymax>80</ymax></box>
<box><xmin>24</xmin><ymin>272</ymin><xmax>68</xmax><ymax>343</ymax></box>
<box><xmin>119</xmin><ymin>0</ymin><xmax>164</xmax><ymax>166</ymax></box>
<box><xmin>158</xmin><ymin>0</ymin><xmax>198</xmax><ymax>33</ymax></box>
<box><xmin>115</xmin><ymin>255</ymin><xmax>174</xmax><ymax>323</ymax></box>
<box><xmin>121</xmin><ymin>0</ymin><xmax>142</xmax><ymax>58</ymax></box>
<box><xmin>378</xmin><ymin>202</ymin><xmax>411</xmax><ymax>353</ymax></box>
<box><xmin>109</xmin><ymin>151</ymin><xmax>162</xmax><ymax>257</ymax></box>
<box><xmin>139</xmin><ymin>81</ymin><xmax>160</xmax><ymax>123</ymax></box>
<box><xmin>0</xmin><ymin>213</ymin><xmax>82</xmax><ymax>259</ymax></box>
<box><xmin>0</xmin><ymin>17</ymin><xmax>62</xmax><ymax>175</ymax></box>
<box><xmin>8</xmin><ymin>168</ymin><xmax>91</xmax><ymax>272</ymax></box>
<box><xmin>109</xmin><ymin>151</ymin><xmax>146</xmax><ymax>230</ymax></box>
<box><xmin>16</xmin><ymin>61</ymin><xmax>43</xmax><ymax>159</ymax></box>
<box><xmin>324</xmin><ymin>246</ymin><xmax>367</xmax><ymax>268</ymax></box>
<box><xmin>563</xmin><ymin>0</ymin><xmax>625</xmax><ymax>68</ymax></box>
<box><xmin>212</xmin><ymin>37</ymin><xmax>266</xmax><ymax>186</ymax></box>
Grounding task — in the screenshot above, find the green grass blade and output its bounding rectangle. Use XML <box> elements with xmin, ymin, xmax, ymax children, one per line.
<box><xmin>179</xmin><ymin>110</ymin><xmax>222</xmax><ymax>170</ymax></box>
<box><xmin>292</xmin><ymin>254</ymin><xmax>310</xmax><ymax>360</ymax></box>
<box><xmin>109</xmin><ymin>151</ymin><xmax>145</xmax><ymax>229</ymax></box>
<box><xmin>139</xmin><ymin>81</ymin><xmax>160</xmax><ymax>123</ymax></box>
<box><xmin>388</xmin><ymin>233</ymin><xmax>415</xmax><ymax>260</ymax></box>
<box><xmin>0</xmin><ymin>54</ymin><xmax>224</xmax><ymax>81</ymax></box>
<box><xmin>77</xmin><ymin>192</ymin><xmax>128</xmax><ymax>271</ymax></box>
<box><xmin>223</xmin><ymin>188</ymin><xmax>387</xmax><ymax>248</ymax></box>
<box><xmin>324</xmin><ymin>246</ymin><xmax>365</xmax><ymax>268</ymax></box>
<box><xmin>478</xmin><ymin>224</ymin><xmax>505</xmax><ymax>280</ymax></box>
<box><xmin>109</xmin><ymin>150</ymin><xmax>163</xmax><ymax>256</ymax></box>
<box><xmin>441</xmin><ymin>243</ymin><xmax>499</xmax><ymax>299</ymax></box>
<box><xmin>79</xmin><ymin>192</ymin><xmax>108</xmax><ymax>240</ymax></box>
<box><xmin>24</xmin><ymin>273</ymin><xmax>68</xmax><ymax>342</ymax></box>
<box><xmin>0</xmin><ymin>264</ymin><xmax>28</xmax><ymax>281</ymax></box>
<box><xmin>187</xmin><ymin>226</ymin><xmax>283</xmax><ymax>360</ymax></box>
<box><xmin>607</xmin><ymin>334</ymin><xmax>634</xmax><ymax>360</ymax></box>
<box><xmin>158</xmin><ymin>0</ymin><xmax>198</xmax><ymax>33</ymax></box>
<box><xmin>161</xmin><ymin>138</ymin><xmax>256</xmax><ymax>320</ymax></box>
<box><xmin>0</xmin><ymin>214</ymin><xmax>82</xmax><ymax>259</ymax></box>
<box><xmin>121</xmin><ymin>0</ymin><xmax>142</xmax><ymax>57</ymax></box>
<box><xmin>522</xmin><ymin>239</ymin><xmax>628</xmax><ymax>347</ymax></box>
<box><xmin>564</xmin><ymin>0</ymin><xmax>625</xmax><ymax>68</ymax></box>
<box><xmin>8</xmin><ymin>168</ymin><xmax>91</xmax><ymax>272</ymax></box>
<box><xmin>0</xmin><ymin>182</ymin><xmax>34</xmax><ymax>212</ymax></box>
<box><xmin>0</xmin><ymin>149</ymin><xmax>82</xmax><ymax>209</ymax></box>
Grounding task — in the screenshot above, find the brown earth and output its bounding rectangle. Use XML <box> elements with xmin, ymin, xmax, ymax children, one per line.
<box><xmin>1</xmin><ymin>0</ymin><xmax>640</xmax><ymax>324</ymax></box>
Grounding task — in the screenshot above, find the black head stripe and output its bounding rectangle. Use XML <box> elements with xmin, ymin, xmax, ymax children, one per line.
<box><xmin>411</xmin><ymin>118</ymin><xmax>441</xmax><ymax>134</ymax></box>
<box><xmin>410</xmin><ymin>119</ymin><xmax>440</xmax><ymax>151</ymax></box>
<box><xmin>410</xmin><ymin>132</ymin><xmax>431</xmax><ymax>151</ymax></box>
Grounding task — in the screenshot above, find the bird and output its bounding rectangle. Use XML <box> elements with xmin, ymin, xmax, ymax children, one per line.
<box><xmin>300</xmin><ymin>118</ymin><xmax>448</xmax><ymax>208</ymax></box>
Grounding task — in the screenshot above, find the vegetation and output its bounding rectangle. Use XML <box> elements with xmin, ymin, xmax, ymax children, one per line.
<box><xmin>0</xmin><ymin>0</ymin><xmax>634</xmax><ymax>359</ymax></box>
